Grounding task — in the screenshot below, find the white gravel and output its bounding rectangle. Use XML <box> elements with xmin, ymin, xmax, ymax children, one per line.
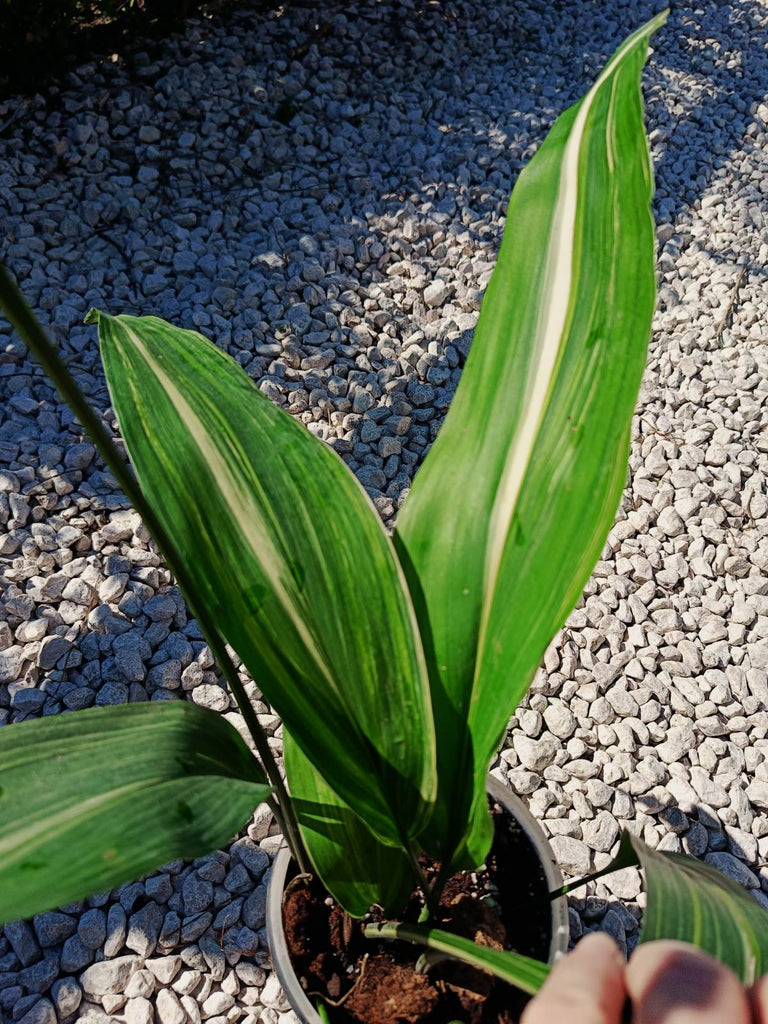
<box><xmin>1</xmin><ymin>0</ymin><xmax>768</xmax><ymax>1018</ymax></box>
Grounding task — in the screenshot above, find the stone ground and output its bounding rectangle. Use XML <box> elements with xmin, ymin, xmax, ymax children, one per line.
<box><xmin>1</xmin><ymin>0</ymin><xmax>768</xmax><ymax>1020</ymax></box>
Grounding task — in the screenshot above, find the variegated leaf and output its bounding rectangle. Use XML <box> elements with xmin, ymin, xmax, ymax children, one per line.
<box><xmin>284</xmin><ymin>730</ymin><xmax>413</xmax><ymax>917</ymax></box>
<box><xmin>365</xmin><ymin>923</ymin><xmax>549</xmax><ymax>995</ymax></box>
<box><xmin>87</xmin><ymin>311</ymin><xmax>435</xmax><ymax>847</ymax></box>
<box><xmin>630</xmin><ymin>834</ymin><xmax>768</xmax><ymax>984</ymax></box>
<box><xmin>395</xmin><ymin>11</ymin><xmax>667</xmax><ymax>867</ymax></box>
<box><xmin>0</xmin><ymin>703</ymin><xmax>269</xmax><ymax>924</ymax></box>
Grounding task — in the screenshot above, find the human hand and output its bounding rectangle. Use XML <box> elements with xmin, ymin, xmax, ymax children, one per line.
<box><xmin>521</xmin><ymin>932</ymin><xmax>764</xmax><ymax>1023</ymax></box>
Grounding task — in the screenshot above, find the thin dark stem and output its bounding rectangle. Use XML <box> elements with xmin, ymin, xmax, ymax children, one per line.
<box><xmin>0</xmin><ymin>264</ymin><xmax>310</xmax><ymax>873</ymax></box>
<box><xmin>427</xmin><ymin>859</ymin><xmax>452</xmax><ymax>910</ymax></box>
<box><xmin>549</xmin><ymin>864</ymin><xmax>619</xmax><ymax>899</ymax></box>
<box><xmin>407</xmin><ymin>840</ymin><xmax>441</xmax><ymax>921</ymax></box>
<box><xmin>549</xmin><ymin>834</ymin><xmax>638</xmax><ymax>900</ymax></box>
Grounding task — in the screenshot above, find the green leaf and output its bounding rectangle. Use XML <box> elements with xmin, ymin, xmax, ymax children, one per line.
<box><xmin>0</xmin><ymin>702</ymin><xmax>269</xmax><ymax>924</ymax></box>
<box><xmin>87</xmin><ymin>310</ymin><xmax>435</xmax><ymax>847</ymax></box>
<box><xmin>625</xmin><ymin>833</ymin><xmax>768</xmax><ymax>984</ymax></box>
<box><xmin>394</xmin><ymin>11</ymin><xmax>667</xmax><ymax>868</ymax></box>
<box><xmin>365</xmin><ymin>922</ymin><xmax>550</xmax><ymax>996</ymax></box>
<box><xmin>284</xmin><ymin>730</ymin><xmax>413</xmax><ymax>917</ymax></box>
<box><xmin>0</xmin><ymin>266</ymin><xmax>297</xmax><ymax>864</ymax></box>
<box><xmin>315</xmin><ymin>1001</ymin><xmax>332</xmax><ymax>1024</ymax></box>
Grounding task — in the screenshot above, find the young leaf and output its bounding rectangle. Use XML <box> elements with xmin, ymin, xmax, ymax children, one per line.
<box><xmin>394</xmin><ymin>11</ymin><xmax>668</xmax><ymax>868</ymax></box>
<box><xmin>627</xmin><ymin>833</ymin><xmax>768</xmax><ymax>984</ymax></box>
<box><xmin>365</xmin><ymin>922</ymin><xmax>550</xmax><ymax>996</ymax></box>
<box><xmin>368</xmin><ymin>833</ymin><xmax>768</xmax><ymax>996</ymax></box>
<box><xmin>315</xmin><ymin>1001</ymin><xmax>332</xmax><ymax>1024</ymax></box>
<box><xmin>87</xmin><ymin>311</ymin><xmax>435</xmax><ymax>847</ymax></box>
<box><xmin>284</xmin><ymin>731</ymin><xmax>413</xmax><ymax>917</ymax></box>
<box><xmin>0</xmin><ymin>703</ymin><xmax>269</xmax><ymax>924</ymax></box>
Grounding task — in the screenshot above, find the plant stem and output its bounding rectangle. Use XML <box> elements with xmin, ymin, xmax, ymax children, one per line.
<box><xmin>549</xmin><ymin>864</ymin><xmax>621</xmax><ymax>899</ymax></box>
<box><xmin>407</xmin><ymin>840</ymin><xmax>441</xmax><ymax>921</ymax></box>
<box><xmin>427</xmin><ymin>860</ymin><xmax>452</xmax><ymax>910</ymax></box>
<box><xmin>0</xmin><ymin>265</ymin><xmax>311</xmax><ymax>873</ymax></box>
<box><xmin>548</xmin><ymin>833</ymin><xmax>638</xmax><ymax>899</ymax></box>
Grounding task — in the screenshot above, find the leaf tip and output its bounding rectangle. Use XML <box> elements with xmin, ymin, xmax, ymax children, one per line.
<box><xmin>648</xmin><ymin>7</ymin><xmax>670</xmax><ymax>34</ymax></box>
<box><xmin>84</xmin><ymin>308</ymin><xmax>102</xmax><ymax>326</ymax></box>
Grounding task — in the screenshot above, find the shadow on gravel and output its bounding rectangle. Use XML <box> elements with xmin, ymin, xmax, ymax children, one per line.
<box><xmin>246</xmin><ymin>0</ymin><xmax>768</xmax><ymax>221</ymax></box>
<box><xmin>566</xmin><ymin>783</ymin><xmax>764</xmax><ymax>957</ymax></box>
<box><xmin>645</xmin><ymin>0</ymin><xmax>768</xmax><ymax>225</ymax></box>
<box><xmin>568</xmin><ymin>893</ymin><xmax>643</xmax><ymax>955</ymax></box>
<box><xmin>3</xmin><ymin>0</ymin><xmax>768</xmax><ymax>509</ymax></box>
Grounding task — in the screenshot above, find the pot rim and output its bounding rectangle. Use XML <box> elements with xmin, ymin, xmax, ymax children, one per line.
<box><xmin>266</xmin><ymin>775</ymin><xmax>570</xmax><ymax>1024</ymax></box>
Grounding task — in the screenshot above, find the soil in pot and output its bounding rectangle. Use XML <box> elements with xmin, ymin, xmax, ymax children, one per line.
<box><xmin>281</xmin><ymin>799</ymin><xmax>553</xmax><ymax>1024</ymax></box>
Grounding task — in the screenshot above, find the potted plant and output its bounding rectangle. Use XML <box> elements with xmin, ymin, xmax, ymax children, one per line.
<box><xmin>1</xmin><ymin>9</ymin><xmax>767</xmax><ymax>1023</ymax></box>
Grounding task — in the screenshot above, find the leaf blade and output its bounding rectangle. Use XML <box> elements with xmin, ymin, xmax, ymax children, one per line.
<box><xmin>284</xmin><ymin>731</ymin><xmax>413</xmax><ymax>917</ymax></box>
<box><xmin>92</xmin><ymin>311</ymin><xmax>435</xmax><ymax>846</ymax></box>
<box><xmin>0</xmin><ymin>702</ymin><xmax>269</xmax><ymax>923</ymax></box>
<box><xmin>365</xmin><ymin>922</ymin><xmax>550</xmax><ymax>996</ymax></box>
<box><xmin>627</xmin><ymin>834</ymin><xmax>768</xmax><ymax>984</ymax></box>
<box><xmin>394</xmin><ymin>11</ymin><xmax>667</xmax><ymax>867</ymax></box>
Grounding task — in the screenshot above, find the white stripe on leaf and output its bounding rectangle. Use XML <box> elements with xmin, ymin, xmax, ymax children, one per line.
<box><xmin>113</xmin><ymin>319</ymin><xmax>341</xmax><ymax>699</ymax></box>
<box><xmin>479</xmin><ymin>13</ymin><xmax>664</xmax><ymax>652</ymax></box>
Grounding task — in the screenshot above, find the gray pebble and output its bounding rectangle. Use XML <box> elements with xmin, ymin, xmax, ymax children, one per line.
<box><xmin>242</xmin><ymin>886</ymin><xmax>267</xmax><ymax>932</ymax></box>
<box><xmin>126</xmin><ymin>902</ymin><xmax>164</xmax><ymax>958</ymax></box>
<box><xmin>704</xmin><ymin>852</ymin><xmax>759</xmax><ymax>889</ymax></box>
<box><xmin>33</xmin><ymin>913</ymin><xmax>76</xmax><ymax>949</ymax></box>
<box><xmin>103</xmin><ymin>904</ymin><xmax>127</xmax><ymax>958</ymax></box>
<box><xmin>59</xmin><ymin>936</ymin><xmax>92</xmax><ymax>974</ymax></box>
<box><xmin>51</xmin><ymin>977</ymin><xmax>82</xmax><ymax>1019</ymax></box>
<box><xmin>77</xmin><ymin>909</ymin><xmax>106</xmax><ymax>951</ymax></box>
<box><xmin>5</xmin><ymin>922</ymin><xmax>40</xmax><ymax>968</ymax></box>
<box><xmin>231</xmin><ymin>839</ymin><xmax>269</xmax><ymax>879</ymax></box>
<box><xmin>36</xmin><ymin>637</ymin><xmax>74</xmax><ymax>670</ymax></box>
<box><xmin>182</xmin><ymin>875</ymin><xmax>214</xmax><ymax>915</ymax></box>
<box><xmin>19</xmin><ymin>953</ymin><xmax>60</xmax><ymax>994</ymax></box>
<box><xmin>17</xmin><ymin>997</ymin><xmax>57</xmax><ymax>1024</ymax></box>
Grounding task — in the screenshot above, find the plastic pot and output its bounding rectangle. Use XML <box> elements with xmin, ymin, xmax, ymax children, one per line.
<box><xmin>266</xmin><ymin>775</ymin><xmax>569</xmax><ymax>1024</ymax></box>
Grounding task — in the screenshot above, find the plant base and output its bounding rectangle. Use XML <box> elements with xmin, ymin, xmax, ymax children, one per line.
<box><xmin>267</xmin><ymin>780</ymin><xmax>569</xmax><ymax>1024</ymax></box>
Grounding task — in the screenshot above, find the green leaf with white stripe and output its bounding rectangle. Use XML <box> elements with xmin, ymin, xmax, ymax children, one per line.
<box><xmin>0</xmin><ymin>702</ymin><xmax>269</xmax><ymax>924</ymax></box>
<box><xmin>365</xmin><ymin>922</ymin><xmax>549</xmax><ymax>995</ymax></box>
<box><xmin>626</xmin><ymin>833</ymin><xmax>768</xmax><ymax>984</ymax></box>
<box><xmin>394</xmin><ymin>11</ymin><xmax>667</xmax><ymax>869</ymax></box>
<box><xmin>87</xmin><ymin>310</ymin><xmax>435</xmax><ymax>847</ymax></box>
<box><xmin>284</xmin><ymin>730</ymin><xmax>413</xmax><ymax>917</ymax></box>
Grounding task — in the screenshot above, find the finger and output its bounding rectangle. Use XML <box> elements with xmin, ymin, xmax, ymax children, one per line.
<box><xmin>626</xmin><ymin>940</ymin><xmax>751</xmax><ymax>1024</ymax></box>
<box><xmin>749</xmin><ymin>973</ymin><xmax>768</xmax><ymax>1024</ymax></box>
<box><xmin>521</xmin><ymin>932</ymin><xmax>626</xmax><ymax>1024</ymax></box>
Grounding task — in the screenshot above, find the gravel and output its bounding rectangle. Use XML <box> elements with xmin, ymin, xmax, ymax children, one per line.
<box><xmin>1</xmin><ymin>0</ymin><xmax>767</xmax><ymax>1016</ymax></box>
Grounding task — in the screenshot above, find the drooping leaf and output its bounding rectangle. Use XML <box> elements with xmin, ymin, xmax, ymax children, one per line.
<box><xmin>365</xmin><ymin>922</ymin><xmax>550</xmax><ymax>996</ymax></box>
<box><xmin>371</xmin><ymin>831</ymin><xmax>768</xmax><ymax>995</ymax></box>
<box><xmin>0</xmin><ymin>702</ymin><xmax>269</xmax><ymax>924</ymax></box>
<box><xmin>87</xmin><ymin>310</ymin><xmax>435</xmax><ymax>847</ymax></box>
<box><xmin>0</xmin><ymin>267</ymin><xmax>298</xmax><ymax>862</ymax></box>
<box><xmin>394</xmin><ymin>11</ymin><xmax>668</xmax><ymax>868</ymax></box>
<box><xmin>284</xmin><ymin>731</ymin><xmax>413</xmax><ymax>917</ymax></box>
<box><xmin>625</xmin><ymin>833</ymin><xmax>768</xmax><ymax>984</ymax></box>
